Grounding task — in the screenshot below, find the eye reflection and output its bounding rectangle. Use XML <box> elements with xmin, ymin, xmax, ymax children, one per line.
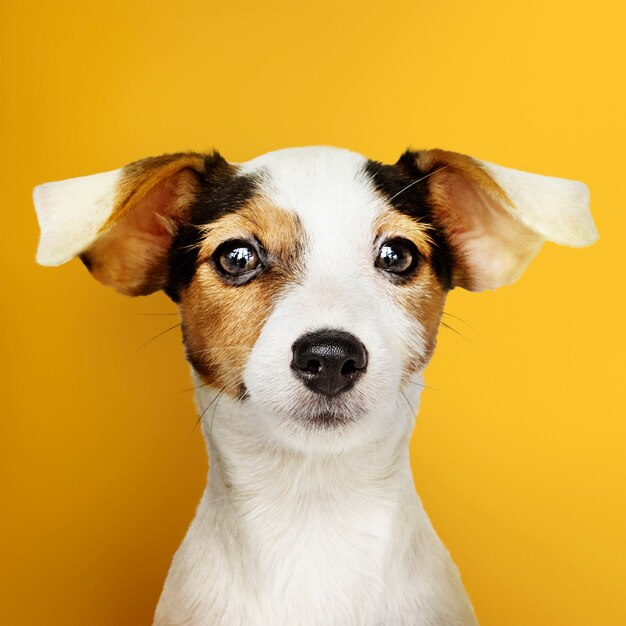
<box><xmin>375</xmin><ymin>239</ymin><xmax>418</xmax><ymax>275</ymax></box>
<box><xmin>214</xmin><ymin>240</ymin><xmax>262</xmax><ymax>280</ymax></box>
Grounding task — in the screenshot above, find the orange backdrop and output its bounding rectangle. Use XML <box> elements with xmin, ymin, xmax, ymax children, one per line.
<box><xmin>1</xmin><ymin>1</ymin><xmax>624</xmax><ymax>625</ymax></box>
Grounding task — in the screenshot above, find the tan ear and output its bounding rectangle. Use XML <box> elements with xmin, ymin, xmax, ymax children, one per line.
<box><xmin>34</xmin><ymin>152</ymin><xmax>211</xmax><ymax>296</ymax></box>
<box><xmin>411</xmin><ymin>149</ymin><xmax>599</xmax><ymax>291</ymax></box>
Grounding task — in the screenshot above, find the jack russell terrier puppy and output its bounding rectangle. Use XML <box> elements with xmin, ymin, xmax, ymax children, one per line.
<box><xmin>34</xmin><ymin>146</ymin><xmax>598</xmax><ymax>626</ymax></box>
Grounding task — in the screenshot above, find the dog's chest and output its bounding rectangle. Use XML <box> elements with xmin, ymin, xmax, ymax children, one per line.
<box><xmin>156</xmin><ymin>469</ymin><xmax>477</xmax><ymax>626</ymax></box>
<box><xmin>158</xmin><ymin>469</ymin><xmax>406</xmax><ymax>625</ymax></box>
<box><xmin>247</xmin><ymin>486</ymin><xmax>396</xmax><ymax>620</ymax></box>
<box><xmin>155</xmin><ymin>431</ymin><xmax>478</xmax><ymax>626</ymax></box>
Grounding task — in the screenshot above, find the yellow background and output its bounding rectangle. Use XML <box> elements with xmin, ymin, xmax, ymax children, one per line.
<box><xmin>1</xmin><ymin>1</ymin><xmax>624</xmax><ymax>624</ymax></box>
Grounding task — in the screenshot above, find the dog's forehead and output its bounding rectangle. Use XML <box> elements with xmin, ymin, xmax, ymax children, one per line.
<box><xmin>239</xmin><ymin>147</ymin><xmax>384</xmax><ymax>237</ymax></box>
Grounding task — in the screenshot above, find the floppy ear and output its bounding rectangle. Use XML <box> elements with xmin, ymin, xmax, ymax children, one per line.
<box><xmin>33</xmin><ymin>152</ymin><xmax>221</xmax><ymax>296</ymax></box>
<box><xmin>404</xmin><ymin>150</ymin><xmax>598</xmax><ymax>291</ymax></box>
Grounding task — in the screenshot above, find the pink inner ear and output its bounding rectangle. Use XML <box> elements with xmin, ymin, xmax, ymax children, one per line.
<box><xmin>125</xmin><ymin>173</ymin><xmax>186</xmax><ymax>239</ymax></box>
<box><xmin>83</xmin><ymin>169</ymin><xmax>197</xmax><ymax>296</ymax></box>
<box><xmin>442</xmin><ymin>171</ymin><xmax>543</xmax><ymax>291</ymax></box>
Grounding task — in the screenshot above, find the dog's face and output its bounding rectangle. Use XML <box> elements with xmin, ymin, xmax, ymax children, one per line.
<box><xmin>34</xmin><ymin>146</ymin><xmax>597</xmax><ymax>451</ymax></box>
<box><xmin>176</xmin><ymin>149</ymin><xmax>450</xmax><ymax>449</ymax></box>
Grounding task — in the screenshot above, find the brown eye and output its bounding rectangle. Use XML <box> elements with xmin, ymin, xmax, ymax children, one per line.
<box><xmin>213</xmin><ymin>240</ymin><xmax>263</xmax><ymax>283</ymax></box>
<box><xmin>376</xmin><ymin>239</ymin><xmax>419</xmax><ymax>275</ymax></box>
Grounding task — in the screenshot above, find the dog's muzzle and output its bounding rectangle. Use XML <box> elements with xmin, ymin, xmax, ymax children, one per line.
<box><xmin>291</xmin><ymin>329</ymin><xmax>368</xmax><ymax>397</ymax></box>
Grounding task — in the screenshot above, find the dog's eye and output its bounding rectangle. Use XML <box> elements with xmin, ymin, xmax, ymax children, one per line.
<box><xmin>213</xmin><ymin>240</ymin><xmax>262</xmax><ymax>282</ymax></box>
<box><xmin>376</xmin><ymin>239</ymin><xmax>419</xmax><ymax>275</ymax></box>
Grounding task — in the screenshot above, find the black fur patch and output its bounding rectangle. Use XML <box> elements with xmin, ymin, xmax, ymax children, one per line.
<box><xmin>164</xmin><ymin>152</ymin><xmax>260</xmax><ymax>301</ymax></box>
<box><xmin>365</xmin><ymin>152</ymin><xmax>454</xmax><ymax>290</ymax></box>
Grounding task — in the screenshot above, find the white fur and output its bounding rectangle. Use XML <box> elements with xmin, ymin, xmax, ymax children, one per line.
<box><xmin>480</xmin><ymin>160</ymin><xmax>597</xmax><ymax>247</ymax></box>
<box><xmin>33</xmin><ymin>146</ymin><xmax>598</xmax><ymax>626</ymax></box>
<box><xmin>33</xmin><ymin>168</ymin><xmax>122</xmax><ymax>265</ymax></box>
<box><xmin>154</xmin><ymin>377</ymin><xmax>474</xmax><ymax>626</ymax></box>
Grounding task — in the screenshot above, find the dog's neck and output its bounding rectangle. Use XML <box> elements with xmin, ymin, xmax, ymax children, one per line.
<box><xmin>203</xmin><ymin>406</ymin><xmax>416</xmax><ymax>511</ymax></box>
<box><xmin>193</xmin><ymin>374</ymin><xmax>423</xmax><ymax>511</ymax></box>
<box><xmin>154</xmin><ymin>375</ymin><xmax>476</xmax><ymax>625</ymax></box>
<box><xmin>190</xmin><ymin>376</ymin><xmax>425</xmax><ymax>566</ymax></box>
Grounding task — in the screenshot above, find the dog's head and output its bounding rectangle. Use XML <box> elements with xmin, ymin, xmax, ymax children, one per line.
<box><xmin>34</xmin><ymin>147</ymin><xmax>597</xmax><ymax>451</ymax></box>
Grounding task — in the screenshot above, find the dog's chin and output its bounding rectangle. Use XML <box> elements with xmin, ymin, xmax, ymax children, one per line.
<box><xmin>286</xmin><ymin>393</ymin><xmax>366</xmax><ymax>430</ymax></box>
<box><xmin>250</xmin><ymin>394</ymin><xmax>386</xmax><ymax>455</ymax></box>
<box><xmin>293</xmin><ymin>408</ymin><xmax>356</xmax><ymax>430</ymax></box>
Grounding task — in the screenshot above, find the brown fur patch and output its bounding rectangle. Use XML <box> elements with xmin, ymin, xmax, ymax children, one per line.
<box><xmin>403</xmin><ymin>280</ymin><xmax>447</xmax><ymax>375</ymax></box>
<box><xmin>179</xmin><ymin>201</ymin><xmax>305</xmax><ymax>395</ymax></box>
<box><xmin>374</xmin><ymin>209</ymin><xmax>447</xmax><ymax>376</ymax></box>
<box><xmin>84</xmin><ymin>153</ymin><xmax>207</xmax><ymax>295</ymax></box>
<box><xmin>394</xmin><ymin>264</ymin><xmax>447</xmax><ymax>376</ymax></box>
<box><xmin>373</xmin><ymin>210</ymin><xmax>435</xmax><ymax>260</ymax></box>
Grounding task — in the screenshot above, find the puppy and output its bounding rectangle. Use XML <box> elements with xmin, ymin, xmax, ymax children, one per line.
<box><xmin>34</xmin><ymin>146</ymin><xmax>598</xmax><ymax>626</ymax></box>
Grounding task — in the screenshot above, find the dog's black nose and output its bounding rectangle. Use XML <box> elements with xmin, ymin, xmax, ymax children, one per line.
<box><xmin>291</xmin><ymin>329</ymin><xmax>368</xmax><ymax>397</ymax></box>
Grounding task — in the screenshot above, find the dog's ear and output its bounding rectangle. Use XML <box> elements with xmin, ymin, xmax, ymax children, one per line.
<box><xmin>33</xmin><ymin>152</ymin><xmax>224</xmax><ymax>296</ymax></box>
<box><xmin>402</xmin><ymin>150</ymin><xmax>598</xmax><ymax>291</ymax></box>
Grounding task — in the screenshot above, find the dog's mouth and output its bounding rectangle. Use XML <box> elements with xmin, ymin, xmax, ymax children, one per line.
<box><xmin>299</xmin><ymin>410</ymin><xmax>354</xmax><ymax>429</ymax></box>
<box><xmin>290</xmin><ymin>396</ymin><xmax>364</xmax><ymax>429</ymax></box>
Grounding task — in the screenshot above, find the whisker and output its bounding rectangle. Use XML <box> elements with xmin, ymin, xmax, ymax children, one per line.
<box><xmin>401</xmin><ymin>377</ymin><xmax>441</xmax><ymax>393</ymax></box>
<box><xmin>401</xmin><ymin>378</ymin><xmax>424</xmax><ymax>389</ymax></box>
<box><xmin>209</xmin><ymin>390</ymin><xmax>227</xmax><ymax>439</ymax></box>
<box><xmin>440</xmin><ymin>320</ymin><xmax>474</xmax><ymax>344</ymax></box>
<box><xmin>178</xmin><ymin>381</ymin><xmax>212</xmax><ymax>393</ymax></box>
<box><xmin>443</xmin><ymin>311</ymin><xmax>475</xmax><ymax>331</ymax></box>
<box><xmin>133</xmin><ymin>323</ymin><xmax>182</xmax><ymax>354</ymax></box>
<box><xmin>388</xmin><ymin>165</ymin><xmax>451</xmax><ymax>202</ymax></box>
<box><xmin>190</xmin><ymin>355</ymin><xmax>248</xmax><ymax>373</ymax></box>
<box><xmin>185</xmin><ymin>346</ymin><xmax>251</xmax><ymax>357</ymax></box>
<box><xmin>131</xmin><ymin>312</ymin><xmax>179</xmax><ymax>316</ymax></box>
<box><xmin>189</xmin><ymin>367</ymin><xmax>244</xmax><ymax>433</ymax></box>
<box><xmin>176</xmin><ymin>237</ymin><xmax>205</xmax><ymax>252</ymax></box>
<box><xmin>400</xmin><ymin>390</ymin><xmax>417</xmax><ymax>416</ymax></box>
<box><xmin>192</xmin><ymin>387</ymin><xmax>226</xmax><ymax>435</ymax></box>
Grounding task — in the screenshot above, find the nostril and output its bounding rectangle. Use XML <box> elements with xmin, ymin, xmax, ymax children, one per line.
<box><xmin>340</xmin><ymin>359</ymin><xmax>359</xmax><ymax>378</ymax></box>
<box><xmin>306</xmin><ymin>359</ymin><xmax>321</xmax><ymax>374</ymax></box>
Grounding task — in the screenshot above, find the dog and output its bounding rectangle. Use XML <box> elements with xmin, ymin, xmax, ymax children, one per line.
<box><xmin>33</xmin><ymin>146</ymin><xmax>598</xmax><ymax>626</ymax></box>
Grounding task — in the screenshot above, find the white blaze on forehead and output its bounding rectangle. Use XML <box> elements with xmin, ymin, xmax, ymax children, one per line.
<box><xmin>239</xmin><ymin>145</ymin><xmax>419</xmax><ymax>366</ymax></box>
<box><xmin>240</xmin><ymin>147</ymin><xmax>384</xmax><ymax>278</ymax></box>
<box><xmin>240</xmin><ymin>147</ymin><xmax>417</xmax><ymax>451</ymax></box>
